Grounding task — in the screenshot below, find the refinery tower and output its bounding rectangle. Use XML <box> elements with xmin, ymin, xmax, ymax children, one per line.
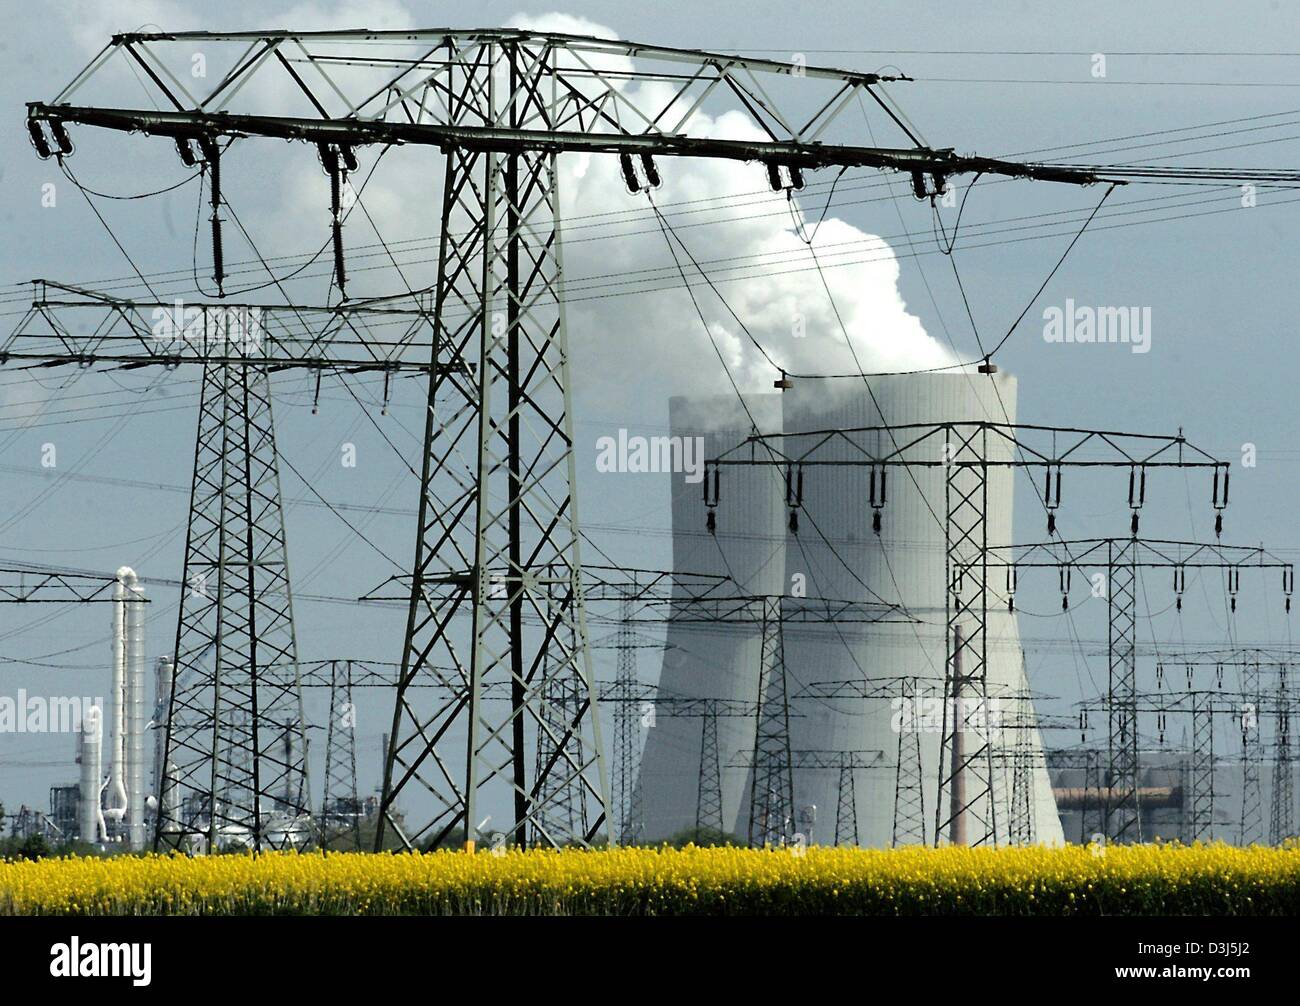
<box><xmin>635</xmin><ymin>373</ymin><xmax>1064</xmax><ymax>846</ymax></box>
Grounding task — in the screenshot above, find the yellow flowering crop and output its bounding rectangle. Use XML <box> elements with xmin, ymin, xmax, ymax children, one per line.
<box><xmin>1</xmin><ymin>843</ymin><xmax>1298</xmax><ymax>916</ymax></box>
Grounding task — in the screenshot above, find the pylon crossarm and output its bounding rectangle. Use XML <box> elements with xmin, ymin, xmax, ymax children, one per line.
<box><xmin>28</xmin><ymin>30</ymin><xmax>1108</xmax><ymax>188</ymax></box>
<box><xmin>3</xmin><ymin>283</ymin><xmax>452</xmax><ymax>373</ymax></box>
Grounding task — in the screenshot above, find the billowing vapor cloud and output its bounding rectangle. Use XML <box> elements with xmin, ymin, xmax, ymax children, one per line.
<box><xmin>507</xmin><ymin>12</ymin><xmax>955</xmax><ymax>403</ymax></box>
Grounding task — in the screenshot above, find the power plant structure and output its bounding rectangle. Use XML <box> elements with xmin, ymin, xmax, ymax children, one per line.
<box><xmin>71</xmin><ymin>567</ymin><xmax>152</xmax><ymax>849</ymax></box>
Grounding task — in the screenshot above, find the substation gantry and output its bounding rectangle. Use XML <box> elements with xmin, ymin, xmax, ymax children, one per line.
<box><xmin>1156</xmin><ymin>648</ymin><xmax>1299</xmax><ymax>844</ymax></box>
<box><xmin>726</xmin><ymin>748</ymin><xmax>886</xmax><ymax>846</ymax></box>
<box><xmin>1117</xmin><ymin>646</ymin><xmax>1300</xmax><ymax>845</ymax></box>
<box><xmin>23</xmin><ymin>28</ymin><xmax>1108</xmax><ymax>850</ymax></box>
<box><xmin>706</xmin><ymin>421</ymin><xmax>1233</xmax><ymax>846</ymax></box>
<box><xmin>970</xmin><ymin>539</ymin><xmax>1293</xmax><ymax>844</ymax></box>
<box><xmin>795</xmin><ymin>672</ymin><xmax>1064</xmax><ymax>846</ymax></box>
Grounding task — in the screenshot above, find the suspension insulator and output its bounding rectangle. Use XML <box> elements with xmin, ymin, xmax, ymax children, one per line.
<box><xmin>639</xmin><ymin>153</ymin><xmax>661</xmax><ymax>188</ymax></box>
<box><xmin>1046</xmin><ymin>511</ymin><xmax>1056</xmax><ymax>535</ymax></box>
<box><xmin>1130</xmin><ymin>511</ymin><xmax>1140</xmax><ymax>537</ymax></box>
<box><xmin>788</xmin><ymin>509</ymin><xmax>799</xmax><ymax>534</ymax></box>
<box><xmin>789</xmin><ymin>165</ymin><xmax>805</xmax><ymax>190</ymax></box>
<box><xmin>766</xmin><ymin>162</ymin><xmax>783</xmax><ymax>192</ymax></box>
<box><xmin>174</xmin><ymin>137</ymin><xmax>197</xmax><ymax>167</ymax></box>
<box><xmin>910</xmin><ymin>171</ymin><xmax>927</xmax><ymax>200</ymax></box>
<box><xmin>49</xmin><ymin>120</ymin><xmax>73</xmax><ymax>156</ymax></box>
<box><xmin>871</xmin><ymin>509</ymin><xmax>882</xmax><ymax>535</ymax></box>
<box><xmin>339</xmin><ymin>144</ymin><xmax>359</xmax><ymax>172</ymax></box>
<box><xmin>199</xmin><ymin>137</ymin><xmax>224</xmax><ymax>296</ymax></box>
<box><xmin>620</xmin><ymin>153</ymin><xmax>640</xmax><ymax>194</ymax></box>
<box><xmin>26</xmin><ymin>119</ymin><xmax>52</xmax><ymax>159</ymax></box>
<box><xmin>1215</xmin><ymin>512</ymin><xmax>1224</xmax><ymax>538</ymax></box>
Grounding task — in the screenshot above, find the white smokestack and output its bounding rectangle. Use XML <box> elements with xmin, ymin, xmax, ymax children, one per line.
<box><xmin>106</xmin><ymin>566</ymin><xmax>146</xmax><ymax>849</ymax></box>
<box><xmin>125</xmin><ymin>572</ymin><xmax>147</xmax><ymax>849</ymax></box>
<box><xmin>150</xmin><ymin>655</ymin><xmax>173</xmax><ymax>827</ymax></box>
<box><xmin>78</xmin><ymin>705</ymin><xmax>105</xmax><ymax>844</ymax></box>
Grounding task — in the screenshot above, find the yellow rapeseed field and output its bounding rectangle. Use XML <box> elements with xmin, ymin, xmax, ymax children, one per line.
<box><xmin>1</xmin><ymin>843</ymin><xmax>1298</xmax><ymax>916</ymax></box>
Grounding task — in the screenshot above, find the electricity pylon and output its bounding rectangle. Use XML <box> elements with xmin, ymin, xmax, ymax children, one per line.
<box><xmin>320</xmin><ymin>659</ymin><xmax>361</xmax><ymax>850</ymax></box>
<box><xmin>162</xmin><ymin>360</ymin><xmax>309</xmax><ymax>850</ymax></box>
<box><xmin>612</xmin><ymin>592</ymin><xmax>642</xmax><ymax>845</ymax></box>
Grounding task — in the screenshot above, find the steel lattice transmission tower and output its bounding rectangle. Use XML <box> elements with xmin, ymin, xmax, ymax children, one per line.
<box><xmin>163</xmin><ymin>361</ymin><xmax>310</xmax><ymax>849</ymax></box>
<box><xmin>26</xmin><ymin>26</ymin><xmax>1111</xmax><ymax>849</ymax></box>
<box><xmin>696</xmin><ymin>707</ymin><xmax>723</xmax><ymax>838</ymax></box>
<box><xmin>749</xmin><ymin>597</ymin><xmax>794</xmax><ymax>847</ymax></box>
<box><xmin>835</xmin><ymin>762</ymin><xmax>859</xmax><ymax>847</ymax></box>
<box><xmin>892</xmin><ymin>720</ymin><xmax>927</xmax><ymax>846</ymax></box>
<box><xmin>1271</xmin><ymin>664</ymin><xmax>1294</xmax><ymax>844</ymax></box>
<box><xmin>321</xmin><ymin>660</ymin><xmax>361</xmax><ymax>850</ymax></box>
<box><xmin>1188</xmin><ymin>692</ymin><xmax>1216</xmax><ymax>843</ymax></box>
<box><xmin>1008</xmin><ymin>684</ymin><xmax>1038</xmax><ymax>846</ymax></box>
<box><xmin>612</xmin><ymin>593</ymin><xmax>643</xmax><ymax>844</ymax></box>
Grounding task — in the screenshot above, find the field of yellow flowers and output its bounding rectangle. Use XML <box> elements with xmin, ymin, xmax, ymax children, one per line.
<box><xmin>2</xmin><ymin>844</ymin><xmax>1298</xmax><ymax>916</ymax></box>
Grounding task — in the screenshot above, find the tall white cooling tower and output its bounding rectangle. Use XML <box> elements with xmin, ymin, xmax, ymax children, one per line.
<box><xmin>634</xmin><ymin>395</ymin><xmax>786</xmax><ymax>842</ymax></box>
<box><xmin>781</xmin><ymin>373</ymin><xmax>1063</xmax><ymax>847</ymax></box>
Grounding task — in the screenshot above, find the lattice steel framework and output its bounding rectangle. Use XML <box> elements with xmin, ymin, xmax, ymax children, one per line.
<box><xmin>980</xmin><ymin>539</ymin><xmax>1292</xmax><ymax>844</ymax></box>
<box><xmin>1271</xmin><ymin>665</ymin><xmax>1295</xmax><ymax>845</ymax></box>
<box><xmin>1239</xmin><ymin>657</ymin><xmax>1264</xmax><ymax>845</ymax></box>
<box><xmin>696</xmin><ymin>707</ymin><xmax>723</xmax><ymax>838</ymax></box>
<box><xmin>710</xmin><ymin>422</ymin><xmax>1231</xmax><ymax>847</ymax></box>
<box><xmin>1106</xmin><ymin>539</ymin><xmax>1140</xmax><ymax>842</ymax></box>
<box><xmin>1189</xmin><ymin>692</ymin><xmax>1216</xmax><ymax>843</ymax></box>
<box><xmin>25</xmin><ymin>27</ymin><xmax>1117</xmax><ymax>850</ymax></box>
<box><xmin>611</xmin><ymin>593</ymin><xmax>641</xmax><ymax>844</ymax></box>
<box><xmin>893</xmin><ymin>705</ymin><xmax>927</xmax><ymax>847</ymax></box>
<box><xmin>1008</xmin><ymin>686</ymin><xmax>1037</xmax><ymax>846</ymax></box>
<box><xmin>158</xmin><ymin>362</ymin><xmax>309</xmax><ymax>851</ymax></box>
<box><xmin>1158</xmin><ymin>648</ymin><xmax>1300</xmax><ymax>845</ymax></box>
<box><xmin>320</xmin><ymin>658</ymin><xmax>361</xmax><ymax>850</ymax></box>
<box><xmin>835</xmin><ymin>762</ymin><xmax>859</xmax><ymax>847</ymax></box>
<box><xmin>749</xmin><ymin>597</ymin><xmax>794</xmax><ymax>847</ymax></box>
<box><xmin>728</xmin><ymin>748</ymin><xmax>883</xmax><ymax>846</ymax></box>
<box><xmin>532</xmin><ymin>642</ymin><xmax>591</xmax><ymax>845</ymax></box>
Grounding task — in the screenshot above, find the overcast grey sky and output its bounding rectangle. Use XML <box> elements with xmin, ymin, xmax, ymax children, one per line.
<box><xmin>1</xmin><ymin>1</ymin><xmax>1298</xmax><ymax>813</ymax></box>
